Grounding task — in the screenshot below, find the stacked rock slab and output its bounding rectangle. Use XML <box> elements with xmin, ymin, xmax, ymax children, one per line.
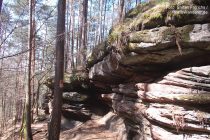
<box><xmin>45</xmin><ymin>71</ymin><xmax>111</xmax><ymax>123</ymax></box>
<box><xmin>45</xmin><ymin>0</ymin><xmax>210</xmax><ymax>139</ymax></box>
<box><xmin>87</xmin><ymin>0</ymin><xmax>210</xmax><ymax>139</ymax></box>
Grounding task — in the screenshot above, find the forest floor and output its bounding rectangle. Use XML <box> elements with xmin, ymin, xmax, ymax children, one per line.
<box><xmin>0</xmin><ymin>112</ymin><xmax>122</xmax><ymax>140</ymax></box>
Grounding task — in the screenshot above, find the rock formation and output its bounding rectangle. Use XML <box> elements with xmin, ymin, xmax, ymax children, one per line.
<box><xmin>46</xmin><ymin>0</ymin><xmax>210</xmax><ymax>139</ymax></box>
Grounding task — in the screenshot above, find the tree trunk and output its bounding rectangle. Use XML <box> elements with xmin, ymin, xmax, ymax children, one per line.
<box><xmin>119</xmin><ymin>0</ymin><xmax>125</xmax><ymax>22</ymax></box>
<box><xmin>70</xmin><ymin>0</ymin><xmax>75</xmax><ymax>69</ymax></box>
<box><xmin>31</xmin><ymin>1</ymin><xmax>36</xmax><ymax>122</ymax></box>
<box><xmin>77</xmin><ymin>0</ymin><xmax>83</xmax><ymax>66</ymax></box>
<box><xmin>135</xmin><ymin>0</ymin><xmax>141</xmax><ymax>6</ymax></box>
<box><xmin>0</xmin><ymin>42</ymin><xmax>5</xmax><ymax>132</ymax></box>
<box><xmin>88</xmin><ymin>0</ymin><xmax>92</xmax><ymax>50</ymax></box>
<box><xmin>98</xmin><ymin>0</ymin><xmax>103</xmax><ymax>43</ymax></box>
<box><xmin>77</xmin><ymin>0</ymin><xmax>88</xmax><ymax>67</ymax></box>
<box><xmin>81</xmin><ymin>0</ymin><xmax>88</xmax><ymax>66</ymax></box>
<box><xmin>111</xmin><ymin>0</ymin><xmax>115</xmax><ymax>26</ymax></box>
<box><xmin>24</xmin><ymin>0</ymin><xmax>34</xmax><ymax>139</ymax></box>
<box><xmin>102</xmin><ymin>0</ymin><xmax>107</xmax><ymax>40</ymax></box>
<box><xmin>35</xmin><ymin>83</ymin><xmax>40</xmax><ymax>116</ymax></box>
<box><xmin>0</xmin><ymin>0</ymin><xmax>2</xmax><ymax>14</ymax></box>
<box><xmin>65</xmin><ymin>0</ymin><xmax>70</xmax><ymax>72</ymax></box>
<box><xmin>0</xmin><ymin>0</ymin><xmax>3</xmax><ymax>35</ymax></box>
<box><xmin>76</xmin><ymin>23</ymin><xmax>79</xmax><ymax>67</ymax></box>
<box><xmin>48</xmin><ymin>0</ymin><xmax>66</xmax><ymax>139</ymax></box>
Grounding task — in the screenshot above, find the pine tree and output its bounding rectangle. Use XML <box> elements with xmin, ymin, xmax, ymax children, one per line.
<box><xmin>48</xmin><ymin>0</ymin><xmax>66</xmax><ymax>139</ymax></box>
<box><xmin>119</xmin><ymin>0</ymin><xmax>125</xmax><ymax>22</ymax></box>
<box><xmin>0</xmin><ymin>0</ymin><xmax>2</xmax><ymax>14</ymax></box>
<box><xmin>24</xmin><ymin>0</ymin><xmax>35</xmax><ymax>139</ymax></box>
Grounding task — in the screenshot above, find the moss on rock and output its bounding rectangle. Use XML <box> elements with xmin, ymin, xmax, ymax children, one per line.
<box><xmin>88</xmin><ymin>0</ymin><xmax>210</xmax><ymax>71</ymax></box>
<box><xmin>177</xmin><ymin>94</ymin><xmax>210</xmax><ymax>104</ymax></box>
<box><xmin>63</xmin><ymin>92</ymin><xmax>89</xmax><ymax>102</ymax></box>
<box><xmin>125</xmin><ymin>1</ymin><xmax>157</xmax><ymax>18</ymax></box>
<box><xmin>45</xmin><ymin>71</ymin><xmax>89</xmax><ymax>92</ymax></box>
<box><xmin>108</xmin><ymin>0</ymin><xmax>208</xmax><ymax>46</ymax></box>
<box><xmin>86</xmin><ymin>41</ymin><xmax>109</xmax><ymax>68</ymax></box>
<box><xmin>178</xmin><ymin>25</ymin><xmax>194</xmax><ymax>42</ymax></box>
<box><xmin>141</xmin><ymin>2</ymin><xmax>170</xmax><ymax>28</ymax></box>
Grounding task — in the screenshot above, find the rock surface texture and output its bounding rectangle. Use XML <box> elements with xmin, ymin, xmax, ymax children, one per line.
<box><xmin>87</xmin><ymin>0</ymin><xmax>210</xmax><ymax>139</ymax></box>
<box><xmin>44</xmin><ymin>0</ymin><xmax>210</xmax><ymax>139</ymax></box>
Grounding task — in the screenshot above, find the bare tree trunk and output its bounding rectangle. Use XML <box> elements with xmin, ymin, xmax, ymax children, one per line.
<box><xmin>0</xmin><ymin>0</ymin><xmax>3</xmax><ymax>34</ymax></box>
<box><xmin>94</xmin><ymin>28</ymin><xmax>97</xmax><ymax>48</ymax></box>
<box><xmin>88</xmin><ymin>0</ymin><xmax>92</xmax><ymax>50</ymax></box>
<box><xmin>1</xmin><ymin>92</ymin><xmax>5</xmax><ymax>131</ymax></box>
<box><xmin>77</xmin><ymin>0</ymin><xmax>88</xmax><ymax>67</ymax></box>
<box><xmin>112</xmin><ymin>0</ymin><xmax>115</xmax><ymax>26</ymax></box>
<box><xmin>98</xmin><ymin>0</ymin><xmax>103</xmax><ymax>43</ymax></box>
<box><xmin>65</xmin><ymin>0</ymin><xmax>70</xmax><ymax>72</ymax></box>
<box><xmin>48</xmin><ymin>0</ymin><xmax>66</xmax><ymax>139</ymax></box>
<box><xmin>35</xmin><ymin>83</ymin><xmax>40</xmax><ymax>116</ymax></box>
<box><xmin>41</xmin><ymin>25</ymin><xmax>48</xmax><ymax>72</ymax></box>
<box><xmin>0</xmin><ymin>0</ymin><xmax>2</xmax><ymax>14</ymax></box>
<box><xmin>119</xmin><ymin>0</ymin><xmax>125</xmax><ymax>22</ymax></box>
<box><xmin>80</xmin><ymin>0</ymin><xmax>88</xmax><ymax>66</ymax></box>
<box><xmin>136</xmin><ymin>0</ymin><xmax>141</xmax><ymax>6</ymax></box>
<box><xmin>70</xmin><ymin>0</ymin><xmax>75</xmax><ymax>69</ymax></box>
<box><xmin>31</xmin><ymin>1</ymin><xmax>36</xmax><ymax>122</ymax></box>
<box><xmin>24</xmin><ymin>0</ymin><xmax>34</xmax><ymax>139</ymax></box>
<box><xmin>77</xmin><ymin>0</ymin><xmax>83</xmax><ymax>66</ymax></box>
<box><xmin>14</xmin><ymin>63</ymin><xmax>20</xmax><ymax>123</ymax></box>
<box><xmin>0</xmin><ymin>27</ymin><xmax>6</xmax><ymax>133</ymax></box>
<box><xmin>102</xmin><ymin>0</ymin><xmax>107</xmax><ymax>40</ymax></box>
<box><xmin>76</xmin><ymin>23</ymin><xmax>79</xmax><ymax>67</ymax></box>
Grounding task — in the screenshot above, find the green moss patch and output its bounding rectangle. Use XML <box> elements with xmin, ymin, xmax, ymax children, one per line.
<box><xmin>178</xmin><ymin>25</ymin><xmax>194</xmax><ymax>42</ymax></box>
<box><xmin>86</xmin><ymin>41</ymin><xmax>108</xmax><ymax>68</ymax></box>
<box><xmin>178</xmin><ymin>94</ymin><xmax>210</xmax><ymax>104</ymax></box>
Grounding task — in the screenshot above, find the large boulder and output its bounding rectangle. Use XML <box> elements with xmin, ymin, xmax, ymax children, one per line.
<box><xmin>108</xmin><ymin>66</ymin><xmax>210</xmax><ymax>139</ymax></box>
<box><xmin>87</xmin><ymin>0</ymin><xmax>210</xmax><ymax>139</ymax></box>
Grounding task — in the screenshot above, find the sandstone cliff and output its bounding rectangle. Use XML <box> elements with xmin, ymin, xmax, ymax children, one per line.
<box><xmin>46</xmin><ymin>0</ymin><xmax>210</xmax><ymax>139</ymax></box>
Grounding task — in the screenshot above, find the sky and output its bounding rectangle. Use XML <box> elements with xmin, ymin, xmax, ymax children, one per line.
<box><xmin>3</xmin><ymin>0</ymin><xmax>57</xmax><ymax>6</ymax></box>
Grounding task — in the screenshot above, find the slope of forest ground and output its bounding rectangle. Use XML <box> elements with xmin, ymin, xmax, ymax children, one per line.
<box><xmin>1</xmin><ymin>112</ymin><xmax>126</xmax><ymax>140</ymax></box>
